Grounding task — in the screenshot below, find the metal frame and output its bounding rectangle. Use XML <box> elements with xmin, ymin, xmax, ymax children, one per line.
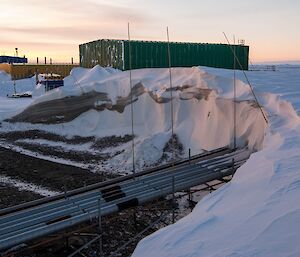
<box><xmin>0</xmin><ymin>148</ymin><xmax>250</xmax><ymax>252</ymax></box>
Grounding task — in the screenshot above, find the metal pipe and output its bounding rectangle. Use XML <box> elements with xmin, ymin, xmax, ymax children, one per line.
<box><xmin>127</xmin><ymin>22</ymin><xmax>135</xmax><ymax>176</ymax></box>
<box><xmin>0</xmin><ymin>151</ymin><xmax>246</xmax><ymax>230</ymax></box>
<box><xmin>0</xmin><ymin>150</ymin><xmax>248</xmax><ymax>250</ymax></box>
<box><xmin>0</xmin><ymin>147</ymin><xmax>230</xmax><ymax>217</ymax></box>
<box><xmin>0</xmin><ymin>159</ymin><xmax>246</xmax><ymax>241</ymax></box>
<box><xmin>166</xmin><ymin>26</ymin><xmax>175</xmax><ymax>164</ymax></box>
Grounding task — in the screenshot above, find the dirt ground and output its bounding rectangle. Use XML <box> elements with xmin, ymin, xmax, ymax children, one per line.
<box><xmin>0</xmin><ymin>129</ymin><xmax>188</xmax><ymax>257</ymax></box>
<box><xmin>0</xmin><ymin>145</ymin><xmax>180</xmax><ymax>257</ymax></box>
<box><xmin>0</xmin><ymin>182</ymin><xmax>41</xmax><ymax>209</ymax></box>
<box><xmin>0</xmin><ymin>147</ymin><xmax>112</xmax><ymax>193</ymax></box>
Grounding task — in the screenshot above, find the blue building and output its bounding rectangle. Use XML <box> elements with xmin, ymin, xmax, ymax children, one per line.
<box><xmin>0</xmin><ymin>56</ymin><xmax>28</xmax><ymax>64</ymax></box>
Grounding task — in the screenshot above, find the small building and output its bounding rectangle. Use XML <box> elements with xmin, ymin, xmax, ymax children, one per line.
<box><xmin>0</xmin><ymin>56</ymin><xmax>28</xmax><ymax>64</ymax></box>
<box><xmin>79</xmin><ymin>39</ymin><xmax>249</xmax><ymax>70</ymax></box>
<box><xmin>40</xmin><ymin>74</ymin><xmax>64</xmax><ymax>92</ymax></box>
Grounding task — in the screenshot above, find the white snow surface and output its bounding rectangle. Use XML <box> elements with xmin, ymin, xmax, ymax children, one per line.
<box><xmin>132</xmin><ymin>66</ymin><xmax>300</xmax><ymax>257</ymax></box>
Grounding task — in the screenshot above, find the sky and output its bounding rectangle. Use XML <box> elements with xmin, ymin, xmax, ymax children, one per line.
<box><xmin>0</xmin><ymin>0</ymin><xmax>299</xmax><ymax>63</ymax></box>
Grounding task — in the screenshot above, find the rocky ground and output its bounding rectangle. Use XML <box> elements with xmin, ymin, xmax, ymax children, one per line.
<box><xmin>0</xmin><ymin>130</ymin><xmax>134</xmax><ymax>173</ymax></box>
<box><xmin>0</xmin><ymin>147</ymin><xmax>111</xmax><ymax>193</ymax></box>
<box><xmin>0</xmin><ymin>182</ymin><xmax>41</xmax><ymax>209</ymax></box>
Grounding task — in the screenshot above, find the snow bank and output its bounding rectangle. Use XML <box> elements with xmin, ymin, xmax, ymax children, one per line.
<box><xmin>132</xmin><ymin>66</ymin><xmax>300</xmax><ymax>257</ymax></box>
<box><xmin>0</xmin><ymin>71</ymin><xmax>11</xmax><ymax>82</ymax></box>
<box><xmin>2</xmin><ymin>66</ymin><xmax>267</xmax><ymax>170</ymax></box>
<box><xmin>32</xmin><ymin>66</ymin><xmax>250</xmax><ymax>105</ymax></box>
<box><xmin>32</xmin><ymin>65</ymin><xmax>121</xmax><ymax>102</ymax></box>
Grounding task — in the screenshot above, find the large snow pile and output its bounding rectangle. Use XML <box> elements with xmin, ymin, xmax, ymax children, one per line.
<box><xmin>132</xmin><ymin>66</ymin><xmax>300</xmax><ymax>257</ymax></box>
<box><xmin>0</xmin><ymin>66</ymin><xmax>267</xmax><ymax>170</ymax></box>
<box><xmin>0</xmin><ymin>66</ymin><xmax>119</xmax><ymax>121</ymax></box>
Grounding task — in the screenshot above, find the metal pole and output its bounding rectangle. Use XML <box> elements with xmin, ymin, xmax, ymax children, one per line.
<box><xmin>128</xmin><ymin>22</ymin><xmax>135</xmax><ymax>176</ymax></box>
<box><xmin>222</xmin><ymin>32</ymin><xmax>268</xmax><ymax>125</ymax></box>
<box><xmin>108</xmin><ymin>213</ymin><xmax>167</xmax><ymax>257</ymax></box>
<box><xmin>35</xmin><ymin>68</ymin><xmax>39</xmax><ymax>85</ymax></box>
<box><xmin>67</xmin><ymin>235</ymin><xmax>101</xmax><ymax>257</ymax></box>
<box><xmin>188</xmin><ymin>188</ymin><xmax>193</xmax><ymax>211</ymax></box>
<box><xmin>98</xmin><ymin>199</ymin><xmax>103</xmax><ymax>257</ymax></box>
<box><xmin>167</xmin><ymin>27</ymin><xmax>175</xmax><ymax>165</ymax></box>
<box><xmin>64</xmin><ymin>185</ymin><xmax>67</xmax><ymax>199</ymax></box>
<box><xmin>50</xmin><ymin>58</ymin><xmax>53</xmax><ymax>76</ymax></box>
<box><xmin>188</xmin><ymin>148</ymin><xmax>191</xmax><ymax>165</ymax></box>
<box><xmin>233</xmin><ymin>35</ymin><xmax>237</xmax><ymax>150</ymax></box>
<box><xmin>13</xmin><ymin>80</ymin><xmax>16</xmax><ymax>95</ymax></box>
<box><xmin>172</xmin><ymin>175</ymin><xmax>175</xmax><ymax>224</ymax></box>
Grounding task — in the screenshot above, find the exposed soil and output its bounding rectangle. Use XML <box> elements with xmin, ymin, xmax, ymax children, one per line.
<box><xmin>13</xmin><ymin>141</ymin><xmax>110</xmax><ymax>163</ymax></box>
<box><xmin>0</xmin><ymin>130</ymin><xmax>188</xmax><ymax>257</ymax></box>
<box><xmin>0</xmin><ymin>130</ymin><xmax>95</xmax><ymax>144</ymax></box>
<box><xmin>0</xmin><ymin>182</ymin><xmax>41</xmax><ymax>209</ymax></box>
<box><xmin>7</xmin><ymin>82</ymin><xmax>213</xmax><ymax>124</ymax></box>
<box><xmin>156</xmin><ymin>134</ymin><xmax>184</xmax><ymax>164</ymax></box>
<box><xmin>0</xmin><ymin>147</ymin><xmax>113</xmax><ymax>193</ymax></box>
<box><xmin>0</xmin><ymin>145</ymin><xmax>178</xmax><ymax>257</ymax></box>
<box><xmin>0</xmin><ymin>130</ymin><xmax>135</xmax><ymax>170</ymax></box>
<box><xmin>92</xmin><ymin>134</ymin><xmax>133</xmax><ymax>150</ymax></box>
<box><xmin>7</xmin><ymin>91</ymin><xmax>109</xmax><ymax>124</ymax></box>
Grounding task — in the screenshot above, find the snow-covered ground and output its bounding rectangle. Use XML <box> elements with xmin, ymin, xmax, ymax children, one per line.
<box><xmin>0</xmin><ymin>66</ymin><xmax>266</xmax><ymax>173</ymax></box>
<box><xmin>132</xmin><ymin>65</ymin><xmax>300</xmax><ymax>257</ymax></box>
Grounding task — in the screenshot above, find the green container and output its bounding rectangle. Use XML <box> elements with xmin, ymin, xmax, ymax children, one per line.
<box><xmin>79</xmin><ymin>39</ymin><xmax>249</xmax><ymax>70</ymax></box>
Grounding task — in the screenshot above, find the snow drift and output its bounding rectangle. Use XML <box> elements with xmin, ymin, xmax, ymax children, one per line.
<box><xmin>2</xmin><ymin>66</ymin><xmax>267</xmax><ymax>170</ymax></box>
<box><xmin>132</xmin><ymin>66</ymin><xmax>300</xmax><ymax>257</ymax></box>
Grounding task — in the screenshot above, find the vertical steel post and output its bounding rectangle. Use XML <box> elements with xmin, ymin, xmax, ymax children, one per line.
<box><xmin>128</xmin><ymin>22</ymin><xmax>136</xmax><ymax>176</ymax></box>
<box><xmin>167</xmin><ymin>27</ymin><xmax>175</xmax><ymax>165</ymax></box>
<box><xmin>35</xmin><ymin>68</ymin><xmax>38</xmax><ymax>85</ymax></box>
<box><xmin>223</xmin><ymin>32</ymin><xmax>268</xmax><ymax>124</ymax></box>
<box><xmin>188</xmin><ymin>148</ymin><xmax>191</xmax><ymax>165</ymax></box>
<box><xmin>233</xmin><ymin>35</ymin><xmax>237</xmax><ymax>150</ymax></box>
<box><xmin>13</xmin><ymin>80</ymin><xmax>16</xmax><ymax>95</ymax></box>
<box><xmin>98</xmin><ymin>198</ymin><xmax>103</xmax><ymax>257</ymax></box>
<box><xmin>188</xmin><ymin>189</ymin><xmax>193</xmax><ymax>211</ymax></box>
<box><xmin>172</xmin><ymin>175</ymin><xmax>175</xmax><ymax>224</ymax></box>
<box><xmin>64</xmin><ymin>185</ymin><xmax>67</xmax><ymax>199</ymax></box>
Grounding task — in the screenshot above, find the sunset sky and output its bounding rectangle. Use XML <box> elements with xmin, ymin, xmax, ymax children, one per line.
<box><xmin>0</xmin><ymin>0</ymin><xmax>299</xmax><ymax>63</ymax></box>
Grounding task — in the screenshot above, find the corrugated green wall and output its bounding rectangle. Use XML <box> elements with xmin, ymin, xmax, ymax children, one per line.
<box><xmin>80</xmin><ymin>39</ymin><xmax>124</xmax><ymax>69</ymax></box>
<box><xmin>79</xmin><ymin>39</ymin><xmax>249</xmax><ymax>70</ymax></box>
